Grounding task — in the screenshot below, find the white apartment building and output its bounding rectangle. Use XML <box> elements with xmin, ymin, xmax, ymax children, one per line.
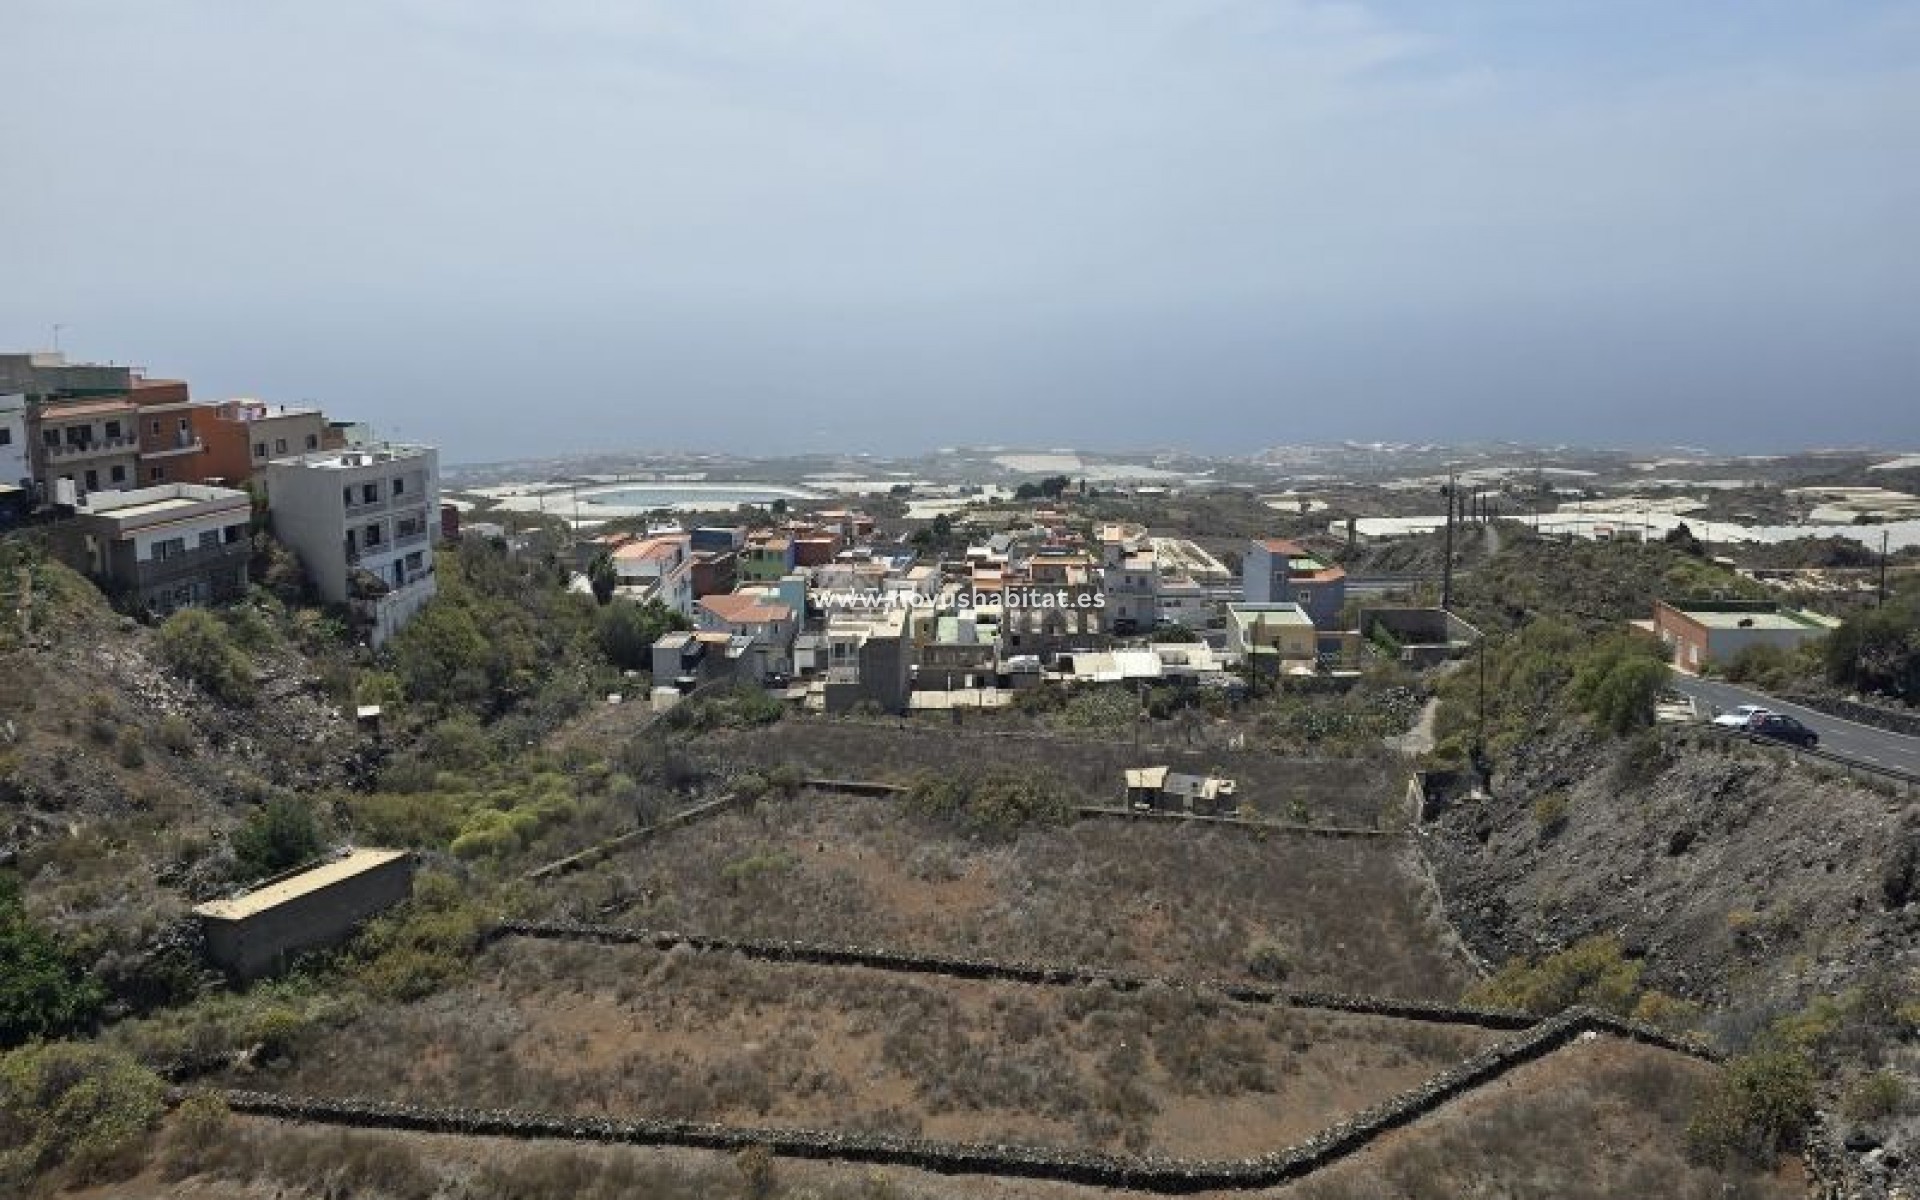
<box><xmin>260</xmin><ymin>445</ymin><xmax>439</xmax><ymax>646</ymax></box>
<box><xmin>0</xmin><ymin>394</ymin><xmax>27</xmax><ymax>490</ymax></box>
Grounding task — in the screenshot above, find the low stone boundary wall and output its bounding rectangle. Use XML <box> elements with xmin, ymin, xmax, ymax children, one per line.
<box><xmin>488</xmin><ymin>920</ymin><xmax>1537</xmax><ymax>1030</ymax></box>
<box><xmin>1076</xmin><ymin>806</ymin><xmax>1395</xmax><ymax>838</ymax></box>
<box><xmin>191</xmin><ymin>1008</ymin><xmax>1712</xmax><ymax>1192</ymax></box>
<box><xmin>523</xmin><ymin>793</ymin><xmax>746</xmax><ymax>881</ymax></box>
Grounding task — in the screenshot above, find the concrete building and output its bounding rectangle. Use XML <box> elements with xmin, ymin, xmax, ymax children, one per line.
<box><xmin>1243</xmin><ymin>539</ymin><xmax>1347</xmax><ymax>629</ymax></box>
<box><xmin>260</xmin><ymin>445</ymin><xmax>440</xmax><ymax>646</ymax></box>
<box><xmin>610</xmin><ymin>532</ymin><xmax>694</xmax><ymax>617</ymax></box>
<box><xmin>193</xmin><ymin>848</ymin><xmax>414</xmax><ymax>980</ymax></box>
<box><xmin>51</xmin><ymin>483</ymin><xmax>252</xmax><ymax>613</ymax></box>
<box><xmin>823</xmin><ymin>605</ymin><xmax>912</xmax><ymax>714</ymax></box>
<box><xmin>739</xmin><ymin>534</ymin><xmax>795</xmax><ymax>583</ymax></box>
<box><xmin>1099</xmin><ymin>528</ymin><xmax>1158</xmax><ymax>636</ymax></box>
<box><xmin>1124</xmin><ymin>766</ymin><xmax>1238</xmax><ymax>816</ymax></box>
<box><xmin>1647</xmin><ymin>599</ymin><xmax>1835</xmax><ymax>673</ymax></box>
<box><xmin>0</xmin><ymin>393</ymin><xmax>27</xmax><ymax>490</ymax></box>
<box><xmin>0</xmin><ymin>352</ymin><xmax>132</xmax><ymax>405</ymax></box>
<box><xmin>697</xmin><ymin>590</ymin><xmax>797</xmax><ymax>671</ymax></box>
<box><xmin>912</xmin><ymin>608</ymin><xmax>1001</xmax><ymax>690</ymax></box>
<box><xmin>33</xmin><ymin>396</ymin><xmax>141</xmax><ymax>499</ymax></box>
<box><xmin>196</xmin><ymin>400</ymin><xmax>329</xmax><ymax>486</ymax></box>
<box><xmin>1225</xmin><ymin>602</ymin><xmax>1319</xmax><ymax>673</ymax></box>
<box><xmin>130</xmin><ymin>379</ymin><xmax>205</xmax><ymax>487</ymax></box>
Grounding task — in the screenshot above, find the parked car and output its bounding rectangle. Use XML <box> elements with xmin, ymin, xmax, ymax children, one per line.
<box><xmin>1712</xmin><ymin>704</ymin><xmax>1773</xmax><ymax>729</ymax></box>
<box><xmin>1745</xmin><ymin>712</ymin><xmax>1819</xmax><ymax>748</ymax></box>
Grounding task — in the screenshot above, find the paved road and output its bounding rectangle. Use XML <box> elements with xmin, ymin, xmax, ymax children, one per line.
<box><xmin>1667</xmin><ymin>672</ymin><xmax>1920</xmax><ymax>779</ymax></box>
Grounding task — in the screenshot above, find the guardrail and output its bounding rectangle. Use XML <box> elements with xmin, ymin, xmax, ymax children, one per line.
<box><xmin>1699</xmin><ymin>724</ymin><xmax>1918</xmax><ymax>792</ymax></box>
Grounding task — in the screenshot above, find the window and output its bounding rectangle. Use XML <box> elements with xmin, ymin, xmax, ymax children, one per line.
<box><xmin>199</xmin><ymin>530</ymin><xmax>220</xmax><ymax>550</ymax></box>
<box><xmin>178</xmin><ymin>418</ymin><xmax>190</xmax><ymax>434</ymax></box>
<box><xmin>361</xmin><ymin>482</ymin><xmax>379</xmax><ymax>504</ymax></box>
<box><xmin>274</xmin><ymin>438</ymin><xmax>287</xmax><ymax>454</ymax></box>
<box><xmin>305</xmin><ymin>433</ymin><xmax>318</xmax><ymax>450</ymax></box>
<box><xmin>405</xmin><ymin>551</ymin><xmax>424</xmax><ymax>571</ymax></box>
<box><xmin>104</xmin><ymin>420</ymin><xmax>121</xmax><ymax>439</ymax></box>
<box><xmin>150</xmin><ymin>419</ymin><xmax>162</xmax><ymax>435</ymax></box>
<box><xmin>109</xmin><ymin>465</ymin><xmax>126</xmax><ymax>484</ymax></box>
<box><xmin>392</xmin><ymin>476</ymin><xmax>405</xmax><ymax>496</ymax></box>
<box><xmin>253</xmin><ymin>442</ymin><xmax>267</xmax><ymax>460</ymax></box>
<box><xmin>342</xmin><ymin>486</ymin><xmax>354</xmax><ymax>508</ymax></box>
<box><xmin>152</xmin><ymin>537</ymin><xmax>187</xmax><ymax>561</ymax></box>
<box><xmin>148</xmin><ymin>467</ymin><xmax>163</xmax><ymax>482</ymax></box>
<box><xmin>0</xmin><ymin>427</ymin><xmax>9</xmax><ymax>446</ymax></box>
<box><xmin>364</xmin><ymin>523</ymin><xmax>383</xmax><ymax>547</ymax></box>
<box><xmin>225</xmin><ymin>524</ymin><xmax>245</xmax><ymax>543</ymax></box>
<box><xmin>84</xmin><ymin>469</ymin><xmax>99</xmax><ymax>490</ymax></box>
<box><xmin>1297</xmin><ymin>589</ymin><xmax>1312</xmax><ymax>608</ymax></box>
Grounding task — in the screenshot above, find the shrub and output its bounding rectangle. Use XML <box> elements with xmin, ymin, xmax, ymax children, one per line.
<box><xmin>1466</xmin><ymin>935</ymin><xmax>1646</xmax><ymax>1017</ymax></box>
<box><xmin>1531</xmin><ymin>790</ymin><xmax>1570</xmax><ymax>839</ymax></box>
<box><xmin>1246</xmin><ymin>941</ymin><xmax>1292</xmax><ymax>982</ymax></box>
<box><xmin>905</xmin><ymin>768</ymin><xmax>1073</xmax><ymax>837</ymax></box>
<box><xmin>0</xmin><ymin>1041</ymin><xmax>165</xmax><ymax>1189</ymax></box>
<box><xmin>158</xmin><ymin>1091</ymin><xmax>230</xmax><ymax>1182</ymax></box>
<box><xmin>1841</xmin><ymin>1070</ymin><xmax>1906</xmax><ymax>1122</ymax></box>
<box><xmin>231</xmin><ymin>794</ymin><xmax>324</xmax><ymax>880</ymax></box>
<box><xmin>1568</xmin><ymin>636</ymin><xmax>1668</xmax><ymax>736</ymax></box>
<box><xmin>155</xmin><ymin>609</ymin><xmax>257</xmax><ymax>704</ymax></box>
<box><xmin>350</xmin><ymin>872</ymin><xmax>488</xmax><ymax>1001</ymax></box>
<box><xmin>1686</xmin><ymin>1048</ymin><xmax>1815</xmax><ymax>1167</ymax></box>
<box><xmin>115</xmin><ymin>726</ymin><xmax>145</xmax><ymax>769</ymax></box>
<box><xmin>734</xmin><ymin>1144</ymin><xmax>777</xmax><ymax>1199</ymax></box>
<box><xmin>0</xmin><ymin>874</ymin><xmax>105</xmax><ymax>1048</ymax></box>
<box><xmin>152</xmin><ymin>715</ymin><xmax>195</xmax><ymax>757</ymax></box>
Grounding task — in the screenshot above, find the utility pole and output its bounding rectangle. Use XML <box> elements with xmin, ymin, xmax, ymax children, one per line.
<box><xmin>1440</xmin><ymin>471</ymin><xmax>1456</xmax><ymax>611</ymax></box>
<box><xmin>1881</xmin><ymin>530</ymin><xmax>1891</xmax><ymax>605</ymax></box>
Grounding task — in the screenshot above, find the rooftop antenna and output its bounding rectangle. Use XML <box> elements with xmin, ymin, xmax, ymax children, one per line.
<box><xmin>51</xmin><ymin>324</ymin><xmax>63</xmax><ymax>353</ymax></box>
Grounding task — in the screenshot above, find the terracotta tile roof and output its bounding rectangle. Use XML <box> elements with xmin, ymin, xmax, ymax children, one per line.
<box><xmin>700</xmin><ymin>592</ymin><xmax>792</xmax><ymax>625</ymax></box>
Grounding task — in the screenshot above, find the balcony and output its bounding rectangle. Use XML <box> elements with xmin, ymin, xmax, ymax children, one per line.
<box><xmin>143</xmin><ymin>432</ymin><xmax>204</xmax><ymax>459</ymax></box>
<box><xmin>46</xmin><ymin>435</ymin><xmax>138</xmax><ymax>462</ymax></box>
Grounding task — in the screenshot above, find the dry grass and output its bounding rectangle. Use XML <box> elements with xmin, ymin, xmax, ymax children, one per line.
<box><xmin>538</xmin><ymin>792</ymin><xmax>1473</xmax><ymax>999</ymax></box>
<box><xmin>1279</xmin><ymin>1036</ymin><xmax>1805</xmax><ymax>1200</ymax></box>
<box><xmin>213</xmin><ymin>939</ymin><xmax>1495</xmax><ymax>1159</ymax></box>
<box><xmin>690</xmin><ymin>722</ymin><xmax>1406</xmax><ymax>827</ymax></box>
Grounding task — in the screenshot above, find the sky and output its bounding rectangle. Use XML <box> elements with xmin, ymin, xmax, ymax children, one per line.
<box><xmin>3</xmin><ymin>1</ymin><xmax>1916</xmax><ymax>464</ymax></box>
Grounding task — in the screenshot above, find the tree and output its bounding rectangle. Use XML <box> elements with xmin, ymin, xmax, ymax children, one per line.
<box><xmin>587</xmin><ymin>550</ymin><xmax>617</xmax><ymax>606</ymax></box>
<box><xmin>597</xmin><ymin>598</ymin><xmax>691</xmax><ymax>671</ymax></box>
<box><xmin>1825</xmin><ymin>587</ymin><xmax>1920</xmax><ymax>703</ymax></box>
<box><xmin>1568</xmin><ymin>636</ymin><xmax>1668</xmax><ymax>736</ymax></box>
<box><xmin>389</xmin><ymin>601</ymin><xmax>490</xmax><ymax>704</ymax></box>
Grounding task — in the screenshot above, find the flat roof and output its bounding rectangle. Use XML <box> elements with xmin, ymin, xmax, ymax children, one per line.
<box><xmin>1690</xmin><ymin>609</ymin><xmax>1823</xmax><ymax>631</ymax></box>
<box><xmin>193</xmin><ymin>848</ymin><xmax>409</xmax><ymax>921</ymax></box>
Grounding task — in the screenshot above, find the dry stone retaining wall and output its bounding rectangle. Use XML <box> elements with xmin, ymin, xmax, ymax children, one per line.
<box><xmin>194</xmin><ymin>1008</ymin><xmax>1712</xmax><ymax>1192</ymax></box>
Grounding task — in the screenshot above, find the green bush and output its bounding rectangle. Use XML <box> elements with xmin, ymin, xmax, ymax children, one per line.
<box><xmin>0</xmin><ymin>1041</ymin><xmax>165</xmax><ymax>1190</ymax></box>
<box><xmin>231</xmin><ymin>795</ymin><xmax>324</xmax><ymax>880</ymax></box>
<box><xmin>154</xmin><ymin>608</ymin><xmax>257</xmax><ymax>704</ymax></box>
<box><xmin>1531</xmin><ymin>790</ymin><xmax>1570</xmax><ymax>839</ymax></box>
<box><xmin>905</xmin><ymin>768</ymin><xmax>1073</xmax><ymax>837</ymax></box>
<box><xmin>596</xmin><ymin>598</ymin><xmax>689</xmax><ymax>671</ymax></box>
<box><xmin>1686</xmin><ymin>1048</ymin><xmax>1815</xmax><ymax>1167</ymax></box>
<box><xmin>1466</xmin><ymin>935</ymin><xmax>1647</xmax><ymax>1017</ymax></box>
<box><xmin>0</xmin><ymin>874</ymin><xmax>105</xmax><ymax>1048</ymax></box>
<box><xmin>114</xmin><ymin>726</ymin><xmax>145</xmax><ymax>769</ymax></box>
<box><xmin>1568</xmin><ymin>636</ymin><xmax>1668</xmax><ymax>736</ymax></box>
<box><xmin>350</xmin><ymin>872</ymin><xmax>488</xmax><ymax>1001</ymax></box>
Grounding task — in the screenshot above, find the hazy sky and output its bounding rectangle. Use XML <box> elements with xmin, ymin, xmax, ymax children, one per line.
<box><xmin>4</xmin><ymin>1</ymin><xmax>1916</xmax><ymax>463</ymax></box>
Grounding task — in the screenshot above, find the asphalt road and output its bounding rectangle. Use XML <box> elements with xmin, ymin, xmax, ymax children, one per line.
<box><xmin>1667</xmin><ymin>672</ymin><xmax>1920</xmax><ymax>779</ymax></box>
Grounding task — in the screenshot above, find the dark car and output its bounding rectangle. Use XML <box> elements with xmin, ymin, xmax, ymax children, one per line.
<box><xmin>1745</xmin><ymin>712</ymin><xmax>1819</xmax><ymax>748</ymax></box>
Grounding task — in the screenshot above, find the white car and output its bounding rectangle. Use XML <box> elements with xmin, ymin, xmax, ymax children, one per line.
<box><xmin>1711</xmin><ymin>704</ymin><xmax>1772</xmax><ymax>729</ymax></box>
